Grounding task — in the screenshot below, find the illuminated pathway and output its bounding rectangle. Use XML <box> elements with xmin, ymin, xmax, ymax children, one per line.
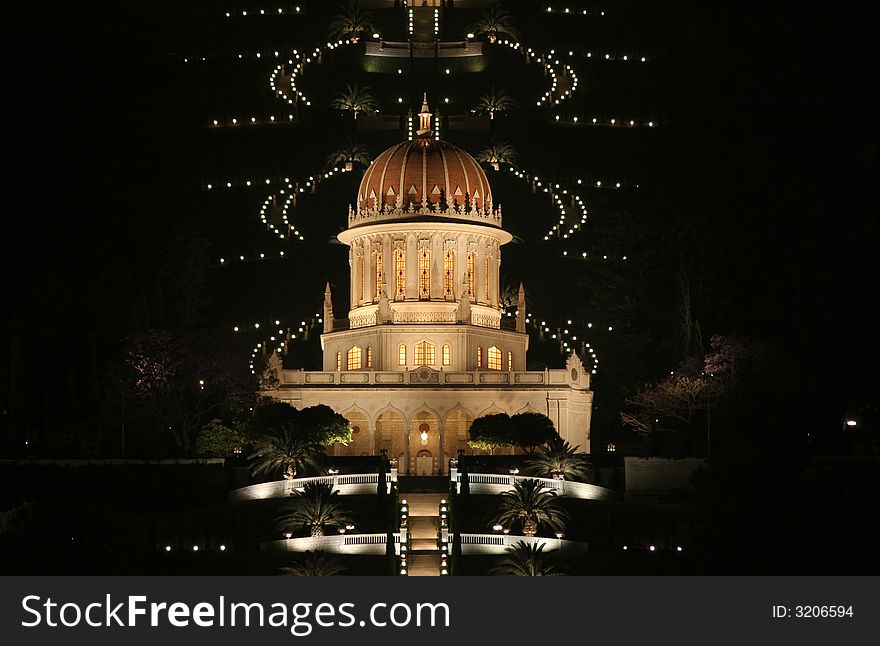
<box><xmin>402</xmin><ymin>493</ymin><xmax>444</xmax><ymax>577</ymax></box>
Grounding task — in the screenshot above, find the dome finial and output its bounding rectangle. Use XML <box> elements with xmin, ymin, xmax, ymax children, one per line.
<box><xmin>417</xmin><ymin>92</ymin><xmax>433</xmax><ymax>138</ymax></box>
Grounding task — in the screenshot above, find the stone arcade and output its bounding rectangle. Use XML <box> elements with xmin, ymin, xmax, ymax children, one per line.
<box><xmin>265</xmin><ymin>99</ymin><xmax>593</xmax><ymax>474</ymax></box>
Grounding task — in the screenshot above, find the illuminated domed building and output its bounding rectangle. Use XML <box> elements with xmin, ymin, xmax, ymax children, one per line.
<box><xmin>266</xmin><ymin>98</ymin><xmax>593</xmax><ymax>474</ymax></box>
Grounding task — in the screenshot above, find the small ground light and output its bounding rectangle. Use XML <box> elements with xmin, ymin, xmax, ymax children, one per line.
<box><xmin>676</xmin><ymin>546</ymin><xmax>683</xmax><ymax>552</ymax></box>
<box><xmin>846</xmin><ymin>420</ymin><xmax>857</xmax><ymax>427</ymax></box>
<box><xmin>649</xmin><ymin>545</ymin><xmax>655</xmax><ymax>552</ymax></box>
<box><xmin>220</xmin><ymin>545</ymin><xmax>226</xmax><ymax>551</ymax></box>
<box><xmin>622</xmin><ymin>545</ymin><xmax>628</xmax><ymax>550</ymax></box>
<box><xmin>193</xmin><ymin>545</ymin><xmax>199</xmax><ymax>552</ymax></box>
<box><xmin>165</xmin><ymin>545</ymin><xmax>172</xmax><ymax>552</ymax></box>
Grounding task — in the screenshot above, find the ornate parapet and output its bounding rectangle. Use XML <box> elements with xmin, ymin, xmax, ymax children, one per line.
<box><xmin>348</xmin><ymin>200</ymin><xmax>502</xmax><ymax>228</ymax></box>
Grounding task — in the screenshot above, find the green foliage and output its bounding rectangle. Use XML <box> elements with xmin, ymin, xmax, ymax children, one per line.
<box><xmin>467</xmin><ymin>413</ymin><xmax>512</xmax><ymax>451</ymax></box>
<box><xmin>329</xmin><ymin>0</ymin><xmax>374</xmax><ymax>43</ymax></box>
<box><xmin>195</xmin><ymin>418</ymin><xmax>248</xmax><ymax>457</ymax></box>
<box><xmin>526</xmin><ymin>438</ymin><xmax>593</xmax><ymax>482</ymax></box>
<box><xmin>277</xmin><ymin>482</ymin><xmax>356</xmax><ymax>537</ymax></box>
<box><xmin>474</xmin><ymin>87</ymin><xmax>517</xmax><ymax>120</ymax></box>
<box><xmin>248</xmin><ymin>428</ymin><xmax>324</xmax><ymax>480</ymax></box>
<box><xmin>280</xmin><ymin>551</ymin><xmax>346</xmax><ymax>576</ymax></box>
<box><xmin>510</xmin><ymin>412</ymin><xmax>559</xmax><ymax>453</ymax></box>
<box><xmin>493</xmin><ymin>479</ymin><xmax>570</xmax><ymax>536</ymax></box>
<box><xmin>468</xmin><ymin>2</ymin><xmax>520</xmax><ymax>43</ymax></box>
<box><xmin>330</xmin><ymin>83</ymin><xmax>380</xmax><ymax>119</ymax></box>
<box><xmin>490</xmin><ymin>541</ymin><xmax>565</xmax><ymax>576</ymax></box>
<box><xmin>477</xmin><ymin>139</ymin><xmax>519</xmax><ymax>169</ymax></box>
<box><xmin>467</xmin><ymin>412</ymin><xmax>559</xmax><ymax>452</ymax></box>
<box><xmin>326</xmin><ymin>137</ymin><xmax>372</xmax><ymax>170</ymax></box>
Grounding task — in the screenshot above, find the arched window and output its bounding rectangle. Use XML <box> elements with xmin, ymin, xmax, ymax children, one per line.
<box><xmin>398</xmin><ymin>344</ymin><xmax>407</xmax><ymax>366</ymax></box>
<box><xmin>507</xmin><ymin>351</ymin><xmax>513</xmax><ymax>371</ymax></box>
<box><xmin>394</xmin><ymin>247</ymin><xmax>406</xmax><ymax>298</ymax></box>
<box><xmin>347</xmin><ymin>346</ymin><xmax>362</xmax><ymax>370</ymax></box>
<box><xmin>443</xmin><ymin>249</ymin><xmax>455</xmax><ymax>298</ymax></box>
<box><xmin>442</xmin><ymin>344</ymin><xmax>451</xmax><ymax>366</ymax></box>
<box><xmin>415</xmin><ymin>341</ymin><xmax>435</xmax><ymax>365</ymax></box>
<box><xmin>419</xmin><ymin>246</ymin><xmax>431</xmax><ymax>298</ymax></box>
<box><xmin>487</xmin><ymin>346</ymin><xmax>502</xmax><ymax>370</ymax></box>
<box><xmin>366</xmin><ymin>345</ymin><xmax>373</xmax><ymax>369</ymax></box>
<box><xmin>466</xmin><ymin>251</ymin><xmax>476</xmax><ymax>297</ymax></box>
<box><xmin>375</xmin><ymin>251</ymin><xmax>383</xmax><ymax>297</ymax></box>
<box><xmin>335</xmin><ymin>351</ymin><xmax>341</xmax><ymax>371</ymax></box>
<box><xmin>476</xmin><ymin>346</ymin><xmax>482</xmax><ymax>368</ymax></box>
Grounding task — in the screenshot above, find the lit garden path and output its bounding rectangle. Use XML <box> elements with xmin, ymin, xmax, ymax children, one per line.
<box><xmin>410</xmin><ymin>7</ymin><xmax>436</xmax><ymax>44</ymax></box>
<box><xmin>403</xmin><ymin>493</ymin><xmax>444</xmax><ymax>576</ymax></box>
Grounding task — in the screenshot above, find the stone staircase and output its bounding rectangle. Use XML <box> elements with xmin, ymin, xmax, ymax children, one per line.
<box><xmin>402</xmin><ymin>493</ymin><xmax>444</xmax><ymax>576</ymax></box>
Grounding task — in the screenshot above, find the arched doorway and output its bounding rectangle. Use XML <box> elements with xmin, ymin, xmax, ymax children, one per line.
<box><xmin>376</xmin><ymin>410</ymin><xmax>405</xmax><ymax>468</ymax></box>
<box><xmin>444</xmin><ymin>408</ymin><xmax>474</xmax><ymax>463</ymax></box>
<box><xmin>408</xmin><ymin>412</ymin><xmax>440</xmax><ymax>475</ymax></box>
<box><xmin>338</xmin><ymin>410</ymin><xmax>370</xmax><ymax>456</ymax></box>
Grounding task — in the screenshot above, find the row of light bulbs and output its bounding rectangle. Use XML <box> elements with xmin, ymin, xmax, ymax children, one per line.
<box><xmin>209</xmin><ymin>114</ymin><xmax>296</xmax><ymax>127</ymax></box>
<box><xmin>224</xmin><ymin>7</ymin><xmax>302</xmax><ymax>17</ymax></box>
<box><xmin>544</xmin><ymin>6</ymin><xmax>605</xmax><ymax>15</ymax></box>
<box><xmin>556</xmin><ymin>116</ymin><xmax>657</xmax><ymax>127</ymax></box>
<box><xmin>258</xmin><ymin>165</ymin><xmax>352</xmax><ymax>239</ymax></box>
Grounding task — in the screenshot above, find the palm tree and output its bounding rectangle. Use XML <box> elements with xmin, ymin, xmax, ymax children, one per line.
<box><xmin>249</xmin><ymin>428</ymin><xmax>323</xmax><ymax>481</ymax></box>
<box><xmin>330</xmin><ymin>83</ymin><xmax>380</xmax><ymax>120</ymax></box>
<box><xmin>474</xmin><ymin>87</ymin><xmax>516</xmax><ymax>121</ymax></box>
<box><xmin>477</xmin><ymin>139</ymin><xmax>519</xmax><ymax>171</ymax></box>
<box><xmin>527</xmin><ymin>438</ymin><xmax>594</xmax><ymax>482</ymax></box>
<box><xmin>277</xmin><ymin>482</ymin><xmax>356</xmax><ymax>537</ymax></box>
<box><xmin>494</xmin><ymin>479</ymin><xmax>570</xmax><ymax>536</ymax></box>
<box><xmin>490</xmin><ymin>541</ymin><xmax>565</xmax><ymax>576</ymax></box>
<box><xmin>326</xmin><ymin>137</ymin><xmax>372</xmax><ymax>171</ymax></box>
<box><xmin>468</xmin><ymin>2</ymin><xmax>520</xmax><ymax>44</ymax></box>
<box><xmin>329</xmin><ymin>0</ymin><xmax>375</xmax><ymax>44</ymax></box>
<box><xmin>280</xmin><ymin>550</ymin><xmax>346</xmax><ymax>576</ymax></box>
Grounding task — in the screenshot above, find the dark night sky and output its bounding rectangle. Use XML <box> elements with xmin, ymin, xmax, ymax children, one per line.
<box><xmin>4</xmin><ymin>1</ymin><xmax>877</xmax><ymax>434</ymax></box>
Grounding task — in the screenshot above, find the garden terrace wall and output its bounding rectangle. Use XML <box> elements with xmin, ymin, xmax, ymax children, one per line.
<box><xmin>229</xmin><ymin>473</ymin><xmax>396</xmax><ymax>501</ymax></box>
<box><xmin>262</xmin><ymin>533</ymin><xmax>402</xmax><ymax>555</ymax></box>
<box><xmin>451</xmin><ymin>472</ymin><xmax>621</xmax><ymax>501</ymax></box>
<box><xmin>457</xmin><ymin>533</ymin><xmax>588</xmax><ymax>555</ymax></box>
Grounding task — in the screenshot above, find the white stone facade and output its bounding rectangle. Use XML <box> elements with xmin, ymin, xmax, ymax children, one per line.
<box><xmin>265</xmin><ymin>129</ymin><xmax>594</xmax><ymax>473</ymax></box>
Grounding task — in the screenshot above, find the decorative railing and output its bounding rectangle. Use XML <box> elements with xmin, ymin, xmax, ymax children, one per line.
<box><xmin>348</xmin><ymin>201</ymin><xmax>502</xmax><ymax>228</ymax></box>
<box><xmin>262</xmin><ymin>533</ymin><xmax>402</xmax><ymax>555</ymax></box>
<box><xmin>450</xmin><ymin>472</ymin><xmax>619</xmax><ymax>501</ymax></box>
<box><xmin>229</xmin><ymin>472</ymin><xmax>395</xmax><ymax>502</ymax></box>
<box><xmin>457</xmin><ymin>533</ymin><xmax>587</xmax><ymax>555</ymax></box>
<box><xmin>277</xmin><ymin>368</ymin><xmax>584</xmax><ymax>388</ymax></box>
<box><xmin>364</xmin><ymin>40</ymin><xmax>482</xmax><ymax>58</ymax></box>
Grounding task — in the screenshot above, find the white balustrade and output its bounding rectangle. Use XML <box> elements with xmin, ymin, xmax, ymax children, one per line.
<box><xmin>457</xmin><ymin>533</ymin><xmax>587</xmax><ymax>555</ymax></box>
<box><xmin>452</xmin><ymin>472</ymin><xmax>618</xmax><ymax>501</ymax></box>
<box><xmin>230</xmin><ymin>472</ymin><xmax>395</xmax><ymax>501</ymax></box>
<box><xmin>263</xmin><ymin>533</ymin><xmax>401</xmax><ymax>555</ymax></box>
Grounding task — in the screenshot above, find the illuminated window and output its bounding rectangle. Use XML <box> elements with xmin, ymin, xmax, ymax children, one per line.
<box><xmin>419</xmin><ymin>247</ymin><xmax>430</xmax><ymax>298</ymax></box>
<box><xmin>415</xmin><ymin>341</ymin><xmax>435</xmax><ymax>365</ymax></box>
<box><xmin>507</xmin><ymin>351</ymin><xmax>513</xmax><ymax>370</ymax></box>
<box><xmin>398</xmin><ymin>344</ymin><xmax>407</xmax><ymax>366</ymax></box>
<box><xmin>366</xmin><ymin>345</ymin><xmax>373</xmax><ymax>368</ymax></box>
<box><xmin>442</xmin><ymin>344</ymin><xmax>451</xmax><ymax>366</ymax></box>
<box><xmin>347</xmin><ymin>346</ymin><xmax>362</xmax><ymax>370</ymax></box>
<box><xmin>466</xmin><ymin>251</ymin><xmax>475</xmax><ymax>297</ymax></box>
<box><xmin>395</xmin><ymin>248</ymin><xmax>406</xmax><ymax>298</ymax></box>
<box><xmin>443</xmin><ymin>249</ymin><xmax>455</xmax><ymax>297</ymax></box>
<box><xmin>487</xmin><ymin>346</ymin><xmax>502</xmax><ymax>370</ymax></box>
<box><xmin>335</xmin><ymin>351</ymin><xmax>341</xmax><ymax>371</ymax></box>
<box><xmin>476</xmin><ymin>346</ymin><xmax>482</xmax><ymax>368</ymax></box>
<box><xmin>375</xmin><ymin>251</ymin><xmax>383</xmax><ymax>297</ymax></box>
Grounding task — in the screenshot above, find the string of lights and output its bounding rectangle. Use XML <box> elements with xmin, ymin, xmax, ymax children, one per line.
<box><xmin>223</xmin><ymin>7</ymin><xmax>303</xmax><ymax>18</ymax></box>
<box><xmin>209</xmin><ymin>115</ymin><xmax>296</xmax><ymax>127</ymax></box>
<box><xmin>543</xmin><ymin>6</ymin><xmax>606</xmax><ymax>15</ymax></box>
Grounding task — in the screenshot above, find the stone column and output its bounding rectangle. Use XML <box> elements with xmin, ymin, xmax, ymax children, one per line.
<box><xmin>406</xmin><ymin>233</ymin><xmax>418</xmax><ymax>300</ymax></box>
<box><xmin>430</xmin><ymin>233</ymin><xmax>443</xmax><ymax>300</ymax></box>
<box><xmin>348</xmin><ymin>247</ymin><xmax>355</xmax><ymax>309</ymax></box>
<box><xmin>364</xmin><ymin>239</ymin><xmax>375</xmax><ymax>303</ymax></box>
<box><xmin>476</xmin><ymin>238</ymin><xmax>487</xmax><ymax>304</ymax></box>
